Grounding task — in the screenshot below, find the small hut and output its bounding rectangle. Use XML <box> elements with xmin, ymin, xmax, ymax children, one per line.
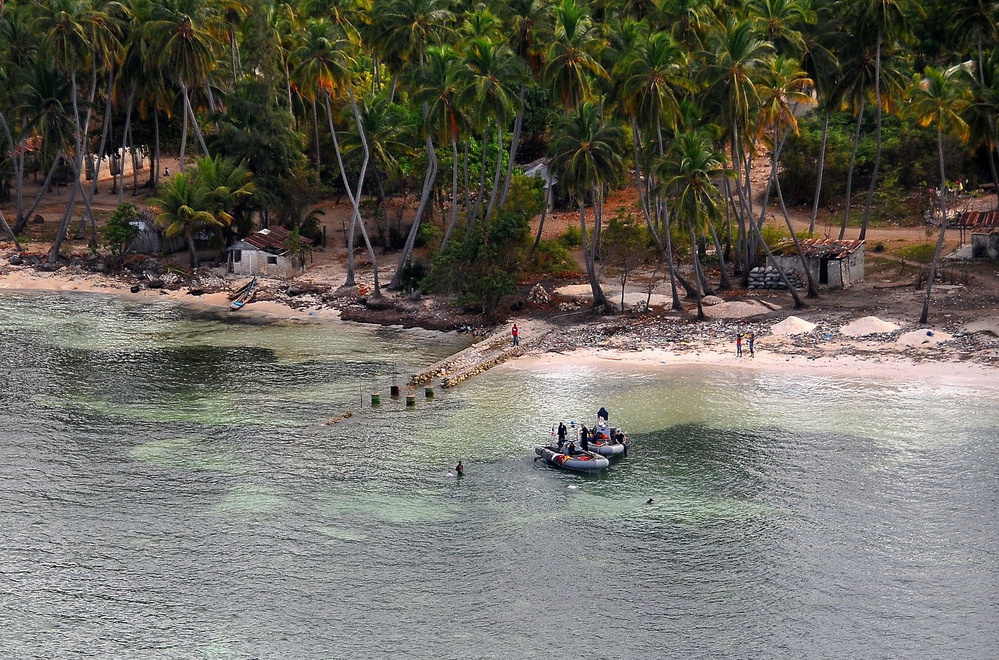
<box><xmin>956</xmin><ymin>211</ymin><xmax>999</xmax><ymax>259</ymax></box>
<box><xmin>127</xmin><ymin>211</ymin><xmax>184</xmax><ymax>255</ymax></box>
<box><xmin>227</xmin><ymin>226</ymin><xmax>309</xmax><ymax>278</ymax></box>
<box><xmin>774</xmin><ymin>238</ymin><xmax>865</xmax><ymax>289</ymax></box>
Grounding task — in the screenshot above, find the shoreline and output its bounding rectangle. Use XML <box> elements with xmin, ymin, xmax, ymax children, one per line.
<box><xmin>3</xmin><ymin>260</ymin><xmax>999</xmax><ymax>388</ymax></box>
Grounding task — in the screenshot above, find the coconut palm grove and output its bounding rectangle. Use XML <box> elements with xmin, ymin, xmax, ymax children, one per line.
<box><xmin>0</xmin><ymin>0</ymin><xmax>996</xmax><ymax>317</ymax></box>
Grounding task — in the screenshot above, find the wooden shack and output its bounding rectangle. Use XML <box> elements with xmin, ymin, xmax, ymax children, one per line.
<box><xmin>956</xmin><ymin>211</ymin><xmax>999</xmax><ymax>259</ymax></box>
<box><xmin>227</xmin><ymin>226</ymin><xmax>308</xmax><ymax>278</ymax></box>
<box><xmin>774</xmin><ymin>238</ymin><xmax>865</xmax><ymax>290</ymax></box>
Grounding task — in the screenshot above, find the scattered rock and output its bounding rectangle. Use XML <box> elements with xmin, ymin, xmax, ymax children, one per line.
<box><xmin>701</xmin><ymin>295</ymin><xmax>725</xmax><ymax>306</ymax></box>
<box><xmin>8</xmin><ymin>254</ymin><xmax>22</xmax><ymax>266</ymax></box>
<box><xmin>528</xmin><ymin>283</ymin><xmax>551</xmax><ymax>304</ymax></box>
<box><xmin>146</xmin><ymin>279</ymin><xmax>164</xmax><ymax>289</ymax></box>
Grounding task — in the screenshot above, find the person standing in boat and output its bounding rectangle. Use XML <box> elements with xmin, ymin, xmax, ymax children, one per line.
<box><xmin>579</xmin><ymin>424</ymin><xmax>588</xmax><ymax>444</ymax></box>
<box><xmin>580</xmin><ymin>433</ymin><xmax>589</xmax><ymax>453</ymax></box>
<box><xmin>557</xmin><ymin>422</ymin><xmax>567</xmax><ymax>449</ymax></box>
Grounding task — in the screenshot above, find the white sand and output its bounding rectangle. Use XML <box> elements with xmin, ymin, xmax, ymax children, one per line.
<box><xmin>840</xmin><ymin>316</ymin><xmax>901</xmax><ymax>336</ymax></box>
<box><xmin>771</xmin><ymin>316</ymin><xmax>817</xmax><ymax>335</ymax></box>
<box><xmin>702</xmin><ymin>300</ymin><xmax>774</xmax><ymax>319</ymax></box>
<box><xmin>896</xmin><ymin>328</ymin><xmax>953</xmax><ymax>347</ymax></box>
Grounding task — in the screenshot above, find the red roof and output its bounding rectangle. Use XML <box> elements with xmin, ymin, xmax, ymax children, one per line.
<box><xmin>957</xmin><ymin>211</ymin><xmax>999</xmax><ymax>233</ymax></box>
<box><xmin>237</xmin><ymin>226</ymin><xmax>312</xmax><ymax>254</ymax></box>
<box><xmin>779</xmin><ymin>238</ymin><xmax>864</xmax><ymax>259</ymax></box>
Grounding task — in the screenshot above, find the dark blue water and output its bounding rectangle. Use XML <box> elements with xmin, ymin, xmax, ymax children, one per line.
<box><xmin>1</xmin><ymin>291</ymin><xmax>997</xmax><ymax>658</ymax></box>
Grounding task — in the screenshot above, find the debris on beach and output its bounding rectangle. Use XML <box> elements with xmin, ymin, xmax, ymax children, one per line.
<box><xmin>840</xmin><ymin>316</ymin><xmax>901</xmax><ymax>337</ymax></box>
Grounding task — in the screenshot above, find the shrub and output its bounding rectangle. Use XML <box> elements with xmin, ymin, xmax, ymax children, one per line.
<box><xmin>559</xmin><ymin>224</ymin><xmax>582</xmax><ymax>248</ymax></box>
<box><xmin>894</xmin><ymin>243</ymin><xmax>935</xmax><ymax>263</ymax></box>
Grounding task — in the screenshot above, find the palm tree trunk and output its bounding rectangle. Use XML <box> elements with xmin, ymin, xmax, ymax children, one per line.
<box><xmin>483</xmin><ymin>125</ymin><xmax>504</xmax><ymax>223</ymax></box>
<box><xmin>920</xmin><ymin>127</ymin><xmax>949</xmax><ymax>325</ymax></box>
<box><xmin>498</xmin><ymin>83</ymin><xmax>527</xmax><ymax>208</ymax></box>
<box><xmin>579</xmin><ymin>195</ymin><xmax>608</xmax><ymax>310</ymax></box>
<box><xmin>118</xmin><ymin>85</ymin><xmax>137</xmax><ymax>205</ymax></box>
<box><xmin>688</xmin><ymin>220</ymin><xmax>704</xmax><ymax>320</ymax></box>
<box><xmin>179</xmin><ymin>89</ymin><xmax>189</xmax><ymax>171</ymax></box>
<box><xmin>752</xmin><ymin>217</ymin><xmax>804</xmax><ymax>308</ymax></box>
<box><xmin>707</xmin><ymin>219</ymin><xmax>730</xmax><ymax>289</ymax></box>
<box><xmin>49</xmin><ymin>72</ymin><xmax>86</xmax><ymax>262</ymax></box>
<box><xmin>809</xmin><ymin>107</ymin><xmax>831</xmax><ymax>233</ymax></box>
<box><xmin>840</xmin><ymin>97</ymin><xmax>865</xmax><ymax>239</ymax></box>
<box><xmin>181</xmin><ymin>81</ymin><xmax>210</xmax><ymax>157</ymax></box>
<box><xmin>312</xmin><ymin>98</ymin><xmax>321</xmax><ymax>177</ymax></box>
<box><xmin>0</xmin><ymin>208</ymin><xmax>20</xmax><ymax>250</ymax></box>
<box><xmin>82</xmin><ymin>66</ymin><xmax>116</xmax><ymax>247</ymax></box>
<box><xmin>530</xmin><ymin>180</ymin><xmax>551</xmax><ymax>253</ymax></box>
<box><xmin>859</xmin><ymin>30</ymin><xmax>883</xmax><ymax>241</ymax></box>
<box><xmin>468</xmin><ymin>131</ymin><xmax>489</xmax><ymax>239</ymax></box>
<box><xmin>774</xmin><ymin>167</ymin><xmax>819</xmax><ymax>297</ymax></box>
<box><xmin>390</xmin><ymin>132</ymin><xmax>437</xmax><ymax>289</ymax></box>
<box><xmin>442</xmin><ymin>133</ymin><xmax>460</xmax><ymax>250</ymax></box>
<box><xmin>16</xmin><ymin>151</ymin><xmax>62</xmax><ymax>234</ymax></box>
<box><xmin>186</xmin><ymin>232</ymin><xmax>199</xmax><ymax>268</ymax></box>
<box><xmin>153</xmin><ymin>109</ymin><xmax>160</xmax><ymax>191</ymax></box>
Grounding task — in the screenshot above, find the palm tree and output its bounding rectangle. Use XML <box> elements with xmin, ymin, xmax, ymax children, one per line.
<box><xmin>614</xmin><ymin>30</ymin><xmax>696</xmax><ymax>307</ymax></box>
<box><xmin>699</xmin><ymin>18</ymin><xmax>774</xmax><ymax>281</ymax></box>
<box><xmin>543</xmin><ymin>0</ymin><xmax>607</xmax><ymax>112</ymax></box>
<box><xmin>143</xmin><ymin>0</ymin><xmax>222</xmax><ymax>170</ymax></box>
<box><xmin>755</xmin><ymin>54</ymin><xmax>819</xmax><ymax>297</ymax></box>
<box><xmin>909</xmin><ymin>66</ymin><xmax>972</xmax><ymax>325</ymax></box>
<box><xmin>455</xmin><ymin>36</ymin><xmax>525</xmax><ymax>226</ymax></box>
<box><xmin>548</xmin><ymin>101</ymin><xmax>624</xmax><ymax>312</ymax></box>
<box><xmin>34</xmin><ymin>0</ymin><xmax>96</xmax><ymax>262</ymax></box>
<box><xmin>150</xmin><ymin>170</ymin><xmax>223</xmax><ymax>268</ymax></box>
<box><xmin>851</xmin><ymin>0</ymin><xmax>909</xmax><ymax>241</ymax></box>
<box><xmin>655</xmin><ymin>131</ymin><xmax>732</xmax><ymax>320</ymax></box>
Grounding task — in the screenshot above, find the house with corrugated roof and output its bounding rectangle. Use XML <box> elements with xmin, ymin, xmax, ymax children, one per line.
<box><xmin>773</xmin><ymin>238</ymin><xmax>865</xmax><ymax>289</ymax></box>
<box><xmin>227</xmin><ymin>226</ymin><xmax>309</xmax><ymax>278</ymax></box>
<box><xmin>956</xmin><ymin>211</ymin><xmax>999</xmax><ymax>259</ymax></box>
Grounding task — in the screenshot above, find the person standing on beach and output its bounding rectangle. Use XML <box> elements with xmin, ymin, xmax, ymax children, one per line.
<box><xmin>748</xmin><ymin>332</ymin><xmax>755</xmax><ymax>357</ymax></box>
<box><xmin>512</xmin><ymin>324</ymin><xmax>519</xmax><ymax>346</ymax></box>
<box><xmin>736</xmin><ymin>333</ymin><xmax>742</xmax><ymax>357</ymax></box>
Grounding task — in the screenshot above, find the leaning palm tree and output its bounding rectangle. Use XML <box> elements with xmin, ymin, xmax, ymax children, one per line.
<box><xmin>655</xmin><ymin>131</ymin><xmax>732</xmax><ymax>320</ymax></box>
<box><xmin>755</xmin><ymin>54</ymin><xmax>819</xmax><ymax>297</ymax></box>
<box><xmin>910</xmin><ymin>66</ymin><xmax>972</xmax><ymax>325</ymax></box>
<box><xmin>548</xmin><ymin>101</ymin><xmax>625</xmax><ymax>312</ymax></box>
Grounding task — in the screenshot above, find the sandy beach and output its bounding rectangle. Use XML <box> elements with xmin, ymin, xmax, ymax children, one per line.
<box><xmin>5</xmin><ymin>254</ymin><xmax>999</xmax><ymax>390</ymax></box>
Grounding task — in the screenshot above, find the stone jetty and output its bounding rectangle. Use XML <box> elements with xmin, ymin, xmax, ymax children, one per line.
<box><xmin>411</xmin><ymin>320</ymin><xmax>551</xmax><ymax>388</ymax></box>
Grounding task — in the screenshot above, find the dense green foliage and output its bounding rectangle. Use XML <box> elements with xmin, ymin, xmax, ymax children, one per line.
<box><xmin>0</xmin><ymin>0</ymin><xmax>996</xmax><ymax>316</ymax></box>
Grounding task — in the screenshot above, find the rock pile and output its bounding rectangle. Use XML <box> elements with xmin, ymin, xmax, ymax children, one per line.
<box><xmin>528</xmin><ymin>283</ymin><xmax>551</xmax><ymax>304</ymax></box>
<box><xmin>747</xmin><ymin>266</ymin><xmax>803</xmax><ymax>290</ymax></box>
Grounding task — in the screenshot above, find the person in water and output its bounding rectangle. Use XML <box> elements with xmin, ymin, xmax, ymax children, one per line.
<box><xmin>455</xmin><ymin>460</ymin><xmax>464</xmax><ymax>477</ymax></box>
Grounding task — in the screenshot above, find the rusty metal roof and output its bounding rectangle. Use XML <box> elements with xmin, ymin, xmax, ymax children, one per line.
<box><xmin>232</xmin><ymin>226</ymin><xmax>313</xmax><ymax>254</ymax></box>
<box><xmin>778</xmin><ymin>238</ymin><xmax>864</xmax><ymax>259</ymax></box>
<box><xmin>958</xmin><ymin>211</ymin><xmax>999</xmax><ymax>233</ymax></box>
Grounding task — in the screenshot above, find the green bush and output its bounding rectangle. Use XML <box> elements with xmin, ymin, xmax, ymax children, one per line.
<box><xmin>894</xmin><ymin>243</ymin><xmax>935</xmax><ymax>263</ymax></box>
<box><xmin>103</xmin><ymin>203</ymin><xmax>141</xmax><ymax>258</ymax></box>
<box><xmin>559</xmin><ymin>224</ymin><xmax>582</xmax><ymax>248</ymax></box>
<box><xmin>528</xmin><ymin>239</ymin><xmax>581</xmax><ymax>276</ymax></box>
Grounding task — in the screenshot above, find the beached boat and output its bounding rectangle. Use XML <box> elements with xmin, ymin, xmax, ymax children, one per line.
<box><xmin>534</xmin><ymin>444</ymin><xmax>610</xmax><ymax>473</ymax></box>
<box><xmin>229</xmin><ymin>277</ymin><xmax>257</xmax><ymax>310</ymax></box>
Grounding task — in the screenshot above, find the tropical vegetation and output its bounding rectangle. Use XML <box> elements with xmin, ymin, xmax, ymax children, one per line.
<box><xmin>0</xmin><ymin>0</ymin><xmax>996</xmax><ymax>320</ymax></box>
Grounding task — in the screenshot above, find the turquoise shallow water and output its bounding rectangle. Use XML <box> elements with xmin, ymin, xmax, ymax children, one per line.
<box><xmin>1</xmin><ymin>291</ymin><xmax>997</xmax><ymax>658</ymax></box>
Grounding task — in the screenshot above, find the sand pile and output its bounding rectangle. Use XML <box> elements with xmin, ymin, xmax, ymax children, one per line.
<box><xmin>771</xmin><ymin>316</ymin><xmax>817</xmax><ymax>336</ymax></box>
<box><xmin>702</xmin><ymin>300</ymin><xmax>773</xmax><ymax>319</ymax></box>
<box><xmin>896</xmin><ymin>329</ymin><xmax>953</xmax><ymax>347</ymax></box>
<box><xmin>840</xmin><ymin>316</ymin><xmax>901</xmax><ymax>337</ymax></box>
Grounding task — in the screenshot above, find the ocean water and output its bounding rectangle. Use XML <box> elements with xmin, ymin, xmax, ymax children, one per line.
<box><xmin>0</xmin><ymin>291</ymin><xmax>996</xmax><ymax>658</ymax></box>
